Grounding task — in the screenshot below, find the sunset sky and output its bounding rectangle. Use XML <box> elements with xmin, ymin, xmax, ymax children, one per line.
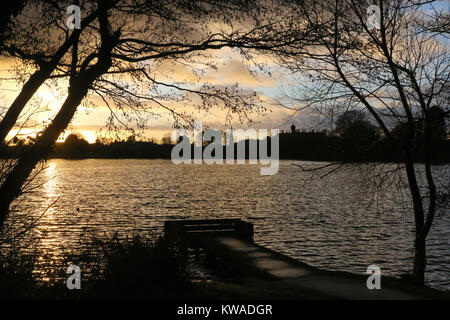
<box><xmin>1</xmin><ymin>46</ymin><xmax>316</xmax><ymax>144</ymax></box>
<box><xmin>1</xmin><ymin>1</ymin><xmax>447</xmax><ymax>144</ymax></box>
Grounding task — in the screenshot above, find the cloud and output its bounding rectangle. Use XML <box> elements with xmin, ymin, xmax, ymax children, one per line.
<box><xmin>210</xmin><ymin>59</ymin><xmax>275</xmax><ymax>87</ymax></box>
<box><xmin>155</xmin><ymin>61</ymin><xmax>201</xmax><ymax>83</ymax></box>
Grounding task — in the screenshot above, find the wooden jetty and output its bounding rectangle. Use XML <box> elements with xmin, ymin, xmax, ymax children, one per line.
<box><xmin>164</xmin><ymin>219</ymin><xmax>446</xmax><ymax>299</ymax></box>
<box><xmin>164</xmin><ymin>219</ymin><xmax>253</xmax><ymax>263</ymax></box>
<box><xmin>164</xmin><ymin>218</ymin><xmax>254</xmax><ymax>244</ymax></box>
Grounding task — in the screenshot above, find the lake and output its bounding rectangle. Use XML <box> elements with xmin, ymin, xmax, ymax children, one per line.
<box><xmin>6</xmin><ymin>159</ymin><xmax>450</xmax><ymax>291</ymax></box>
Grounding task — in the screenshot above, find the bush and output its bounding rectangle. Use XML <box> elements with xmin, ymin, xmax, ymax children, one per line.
<box><xmin>0</xmin><ymin>252</ymin><xmax>37</xmax><ymax>299</ymax></box>
<box><xmin>84</xmin><ymin>234</ymin><xmax>191</xmax><ymax>299</ymax></box>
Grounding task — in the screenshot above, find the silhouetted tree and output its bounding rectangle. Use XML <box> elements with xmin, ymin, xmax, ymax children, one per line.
<box><xmin>0</xmin><ymin>0</ymin><xmax>310</xmax><ymax>230</ymax></box>
<box><xmin>334</xmin><ymin>110</ymin><xmax>378</xmax><ymax>143</ymax></box>
<box><xmin>428</xmin><ymin>106</ymin><xmax>448</xmax><ymax>141</ymax></box>
<box><xmin>126</xmin><ymin>135</ymin><xmax>136</xmax><ymax>144</ymax></box>
<box><xmin>279</xmin><ymin>0</ymin><xmax>449</xmax><ymax>284</ymax></box>
<box><xmin>161</xmin><ymin>134</ymin><xmax>173</xmax><ymax>145</ymax></box>
<box><xmin>59</xmin><ymin>133</ymin><xmax>90</xmax><ymax>157</ymax></box>
<box><xmin>392</xmin><ymin>106</ymin><xmax>448</xmax><ymax>146</ymax></box>
<box><xmin>0</xmin><ymin>0</ymin><xmax>111</xmax><ymax>146</ymax></box>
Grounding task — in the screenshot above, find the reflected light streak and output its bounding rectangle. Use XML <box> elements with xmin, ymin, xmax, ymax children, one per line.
<box><xmin>43</xmin><ymin>162</ymin><xmax>58</xmax><ymax>216</ymax></box>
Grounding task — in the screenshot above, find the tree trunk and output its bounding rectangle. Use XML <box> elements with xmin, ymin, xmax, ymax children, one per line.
<box><xmin>0</xmin><ymin>8</ymin><xmax>102</xmax><ymax>146</ymax></box>
<box><xmin>413</xmin><ymin>236</ymin><xmax>426</xmax><ymax>285</ymax></box>
<box><xmin>0</xmin><ymin>0</ymin><xmax>116</xmax><ymax>234</ymax></box>
<box><xmin>403</xmin><ymin>151</ymin><xmax>426</xmax><ymax>285</ymax></box>
<box><xmin>0</xmin><ymin>35</ymin><xmax>114</xmax><ymax>231</ymax></box>
<box><xmin>0</xmin><ymin>84</ymin><xmax>88</xmax><ymax>230</ymax></box>
<box><xmin>0</xmin><ymin>70</ymin><xmax>51</xmax><ymax>145</ymax></box>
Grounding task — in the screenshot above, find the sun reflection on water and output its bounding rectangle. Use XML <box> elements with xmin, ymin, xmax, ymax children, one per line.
<box><xmin>33</xmin><ymin>161</ymin><xmax>65</xmax><ymax>281</ymax></box>
<box><xmin>43</xmin><ymin>162</ymin><xmax>58</xmax><ymax>214</ymax></box>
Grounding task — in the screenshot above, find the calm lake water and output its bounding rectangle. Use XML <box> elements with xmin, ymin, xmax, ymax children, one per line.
<box><xmin>8</xmin><ymin>159</ymin><xmax>450</xmax><ymax>291</ymax></box>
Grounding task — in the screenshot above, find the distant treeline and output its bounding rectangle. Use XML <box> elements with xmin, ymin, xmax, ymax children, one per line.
<box><xmin>278</xmin><ymin>131</ymin><xmax>449</xmax><ymax>163</ymax></box>
<box><xmin>4</xmin><ymin>130</ymin><xmax>449</xmax><ymax>163</ymax></box>
<box><xmin>4</xmin><ymin>108</ymin><xmax>448</xmax><ymax>163</ymax></box>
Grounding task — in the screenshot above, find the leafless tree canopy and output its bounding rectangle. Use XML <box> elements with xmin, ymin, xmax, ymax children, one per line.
<box><xmin>0</xmin><ymin>0</ymin><xmax>310</xmax><ymax>240</ymax></box>
<box><xmin>276</xmin><ymin>0</ymin><xmax>449</xmax><ymax>283</ymax></box>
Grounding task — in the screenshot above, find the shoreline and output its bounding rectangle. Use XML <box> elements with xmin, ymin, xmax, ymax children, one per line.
<box><xmin>3</xmin><ymin>156</ymin><xmax>450</xmax><ymax>165</ymax></box>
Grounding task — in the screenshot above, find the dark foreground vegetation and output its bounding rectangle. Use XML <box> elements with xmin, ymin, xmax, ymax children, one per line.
<box><xmin>0</xmin><ymin>233</ymin><xmax>332</xmax><ymax>300</ymax></box>
<box><xmin>0</xmin><ymin>235</ymin><xmax>189</xmax><ymax>299</ymax></box>
<box><xmin>1</xmin><ymin>233</ymin><xmax>449</xmax><ymax>300</ymax></box>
